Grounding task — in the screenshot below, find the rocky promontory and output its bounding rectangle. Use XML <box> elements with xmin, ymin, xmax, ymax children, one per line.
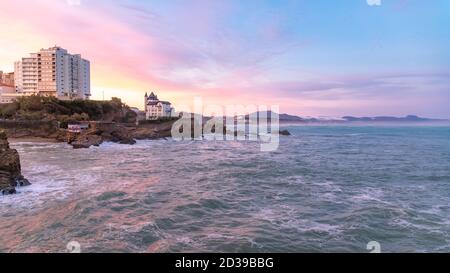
<box><xmin>0</xmin><ymin>130</ymin><xmax>30</xmax><ymax>195</ymax></box>
<box><xmin>67</xmin><ymin>120</ymin><xmax>181</xmax><ymax>149</ymax></box>
<box><xmin>0</xmin><ymin>115</ymin><xmax>290</xmax><ymax>150</ymax></box>
<box><xmin>131</xmin><ymin>121</ymin><xmax>174</xmax><ymax>140</ymax></box>
<box><xmin>68</xmin><ymin>122</ymin><xmax>136</xmax><ymax>149</ymax></box>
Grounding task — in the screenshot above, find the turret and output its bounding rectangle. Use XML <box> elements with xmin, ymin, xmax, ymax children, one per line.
<box><xmin>144</xmin><ymin>92</ymin><xmax>148</xmax><ymax>112</ymax></box>
<box><xmin>148</xmin><ymin>92</ymin><xmax>158</xmax><ymax>101</ymax></box>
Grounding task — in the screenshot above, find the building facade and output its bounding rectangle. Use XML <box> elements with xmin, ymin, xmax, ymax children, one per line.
<box><xmin>0</xmin><ymin>84</ymin><xmax>18</xmax><ymax>104</ymax></box>
<box><xmin>0</xmin><ymin>71</ymin><xmax>14</xmax><ymax>86</ymax></box>
<box><xmin>15</xmin><ymin>54</ymin><xmax>38</xmax><ymax>95</ymax></box>
<box><xmin>144</xmin><ymin>92</ymin><xmax>174</xmax><ymax>120</ymax></box>
<box><xmin>14</xmin><ymin>46</ymin><xmax>90</xmax><ymax>100</ymax></box>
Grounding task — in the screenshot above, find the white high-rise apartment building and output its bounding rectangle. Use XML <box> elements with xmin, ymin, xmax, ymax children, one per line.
<box><xmin>15</xmin><ymin>54</ymin><xmax>38</xmax><ymax>95</ymax></box>
<box><xmin>14</xmin><ymin>46</ymin><xmax>90</xmax><ymax>100</ymax></box>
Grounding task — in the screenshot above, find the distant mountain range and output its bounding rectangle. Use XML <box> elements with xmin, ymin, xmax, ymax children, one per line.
<box><xmin>243</xmin><ymin>112</ymin><xmax>449</xmax><ymax>124</ymax></box>
<box><xmin>185</xmin><ymin>111</ymin><xmax>449</xmax><ymax>124</ymax></box>
<box><xmin>340</xmin><ymin>115</ymin><xmax>446</xmax><ymax>123</ymax></box>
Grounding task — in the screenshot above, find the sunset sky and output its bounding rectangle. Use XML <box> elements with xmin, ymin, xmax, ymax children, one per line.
<box><xmin>0</xmin><ymin>0</ymin><xmax>449</xmax><ymax>118</ymax></box>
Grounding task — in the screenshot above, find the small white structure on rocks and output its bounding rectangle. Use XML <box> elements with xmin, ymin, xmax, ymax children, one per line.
<box><xmin>144</xmin><ymin>92</ymin><xmax>174</xmax><ymax>120</ymax></box>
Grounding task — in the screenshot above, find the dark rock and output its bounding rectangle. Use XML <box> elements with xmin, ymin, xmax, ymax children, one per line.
<box><xmin>1</xmin><ymin>186</ymin><xmax>16</xmax><ymax>195</ymax></box>
<box><xmin>71</xmin><ymin>134</ymin><xmax>103</xmax><ymax>149</ymax></box>
<box><xmin>110</xmin><ymin>129</ymin><xmax>136</xmax><ymax>145</ymax></box>
<box><xmin>69</xmin><ymin>122</ymin><xmax>136</xmax><ymax>149</ymax></box>
<box><xmin>131</xmin><ymin>120</ymin><xmax>177</xmax><ymax>140</ymax></box>
<box><xmin>17</xmin><ymin>176</ymin><xmax>31</xmax><ymax>187</ymax></box>
<box><xmin>279</xmin><ymin>130</ymin><xmax>291</xmax><ymax>136</ymax></box>
<box><xmin>0</xmin><ymin>130</ymin><xmax>30</xmax><ymax>195</ymax></box>
<box><xmin>132</xmin><ymin>128</ymin><xmax>158</xmax><ymax>140</ymax></box>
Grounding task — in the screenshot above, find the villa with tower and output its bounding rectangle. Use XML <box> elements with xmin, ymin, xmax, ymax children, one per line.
<box><xmin>144</xmin><ymin>92</ymin><xmax>174</xmax><ymax>120</ymax></box>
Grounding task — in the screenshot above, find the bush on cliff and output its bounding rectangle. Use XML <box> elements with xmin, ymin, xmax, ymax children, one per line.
<box><xmin>58</xmin><ymin>113</ymin><xmax>90</xmax><ymax>129</ymax></box>
<box><xmin>0</xmin><ymin>103</ymin><xmax>18</xmax><ymax>119</ymax></box>
<box><xmin>0</xmin><ymin>95</ymin><xmax>136</xmax><ymax>123</ymax></box>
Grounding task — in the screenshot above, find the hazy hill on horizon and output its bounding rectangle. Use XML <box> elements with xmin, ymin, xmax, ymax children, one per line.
<box><xmin>242</xmin><ymin>111</ymin><xmax>449</xmax><ymax>124</ymax></box>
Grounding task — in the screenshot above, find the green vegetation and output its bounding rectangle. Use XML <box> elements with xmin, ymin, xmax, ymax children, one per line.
<box><xmin>0</xmin><ymin>96</ymin><xmax>137</xmax><ymax>126</ymax></box>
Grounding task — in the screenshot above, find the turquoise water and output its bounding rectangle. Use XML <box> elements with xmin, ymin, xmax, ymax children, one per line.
<box><xmin>1</xmin><ymin>126</ymin><xmax>450</xmax><ymax>252</ymax></box>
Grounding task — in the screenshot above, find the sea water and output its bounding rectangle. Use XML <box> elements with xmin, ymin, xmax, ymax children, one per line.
<box><xmin>1</xmin><ymin>125</ymin><xmax>450</xmax><ymax>253</ymax></box>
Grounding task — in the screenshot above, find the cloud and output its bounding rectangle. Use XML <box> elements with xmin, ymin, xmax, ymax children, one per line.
<box><xmin>252</xmin><ymin>72</ymin><xmax>450</xmax><ymax>99</ymax></box>
<box><xmin>0</xmin><ymin>0</ymin><xmax>449</xmax><ymax>118</ymax></box>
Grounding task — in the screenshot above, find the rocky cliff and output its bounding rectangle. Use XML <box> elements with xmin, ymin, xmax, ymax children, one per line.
<box><xmin>67</xmin><ymin>120</ymin><xmax>179</xmax><ymax>149</ymax></box>
<box><xmin>69</xmin><ymin>122</ymin><xmax>136</xmax><ymax>149</ymax></box>
<box><xmin>0</xmin><ymin>120</ymin><xmax>59</xmax><ymax>139</ymax></box>
<box><xmin>0</xmin><ymin>130</ymin><xmax>30</xmax><ymax>195</ymax></box>
<box><xmin>131</xmin><ymin>121</ymin><xmax>175</xmax><ymax>140</ymax></box>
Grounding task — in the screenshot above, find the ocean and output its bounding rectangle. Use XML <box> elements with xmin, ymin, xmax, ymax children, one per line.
<box><xmin>1</xmin><ymin>125</ymin><xmax>450</xmax><ymax>253</ymax></box>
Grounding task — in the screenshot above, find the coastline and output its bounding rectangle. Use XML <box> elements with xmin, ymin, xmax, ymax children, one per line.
<box><xmin>1</xmin><ymin>119</ymin><xmax>178</xmax><ymax>148</ymax></box>
<box><xmin>9</xmin><ymin>137</ymin><xmax>58</xmax><ymax>143</ymax></box>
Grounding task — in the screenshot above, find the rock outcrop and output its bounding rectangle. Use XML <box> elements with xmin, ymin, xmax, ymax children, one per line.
<box><xmin>0</xmin><ymin>131</ymin><xmax>30</xmax><ymax>195</ymax></box>
<box><xmin>69</xmin><ymin>122</ymin><xmax>136</xmax><ymax>149</ymax></box>
<box><xmin>131</xmin><ymin>120</ymin><xmax>175</xmax><ymax>140</ymax></box>
<box><xmin>279</xmin><ymin>130</ymin><xmax>291</xmax><ymax>136</ymax></box>
<box><xmin>71</xmin><ymin>134</ymin><xmax>103</xmax><ymax>149</ymax></box>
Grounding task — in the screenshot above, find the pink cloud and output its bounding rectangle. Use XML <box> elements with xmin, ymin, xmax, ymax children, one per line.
<box><xmin>1</xmin><ymin>1</ymin><xmax>449</xmax><ymax>118</ymax></box>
